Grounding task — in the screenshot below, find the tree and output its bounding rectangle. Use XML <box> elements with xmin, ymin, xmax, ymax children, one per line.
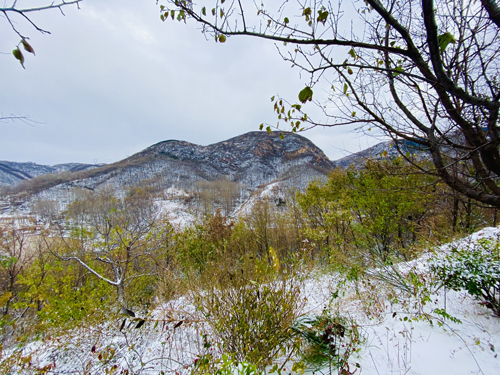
<box><xmin>161</xmin><ymin>0</ymin><xmax>500</xmax><ymax>207</ymax></box>
<box><xmin>1</xmin><ymin>1</ymin><xmax>82</xmax><ymax>68</ymax></box>
<box><xmin>52</xmin><ymin>188</ymin><xmax>171</xmax><ymax>307</ymax></box>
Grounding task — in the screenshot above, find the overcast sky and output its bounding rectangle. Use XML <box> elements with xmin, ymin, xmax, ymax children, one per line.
<box><xmin>0</xmin><ymin>0</ymin><xmax>380</xmax><ymax>166</ymax></box>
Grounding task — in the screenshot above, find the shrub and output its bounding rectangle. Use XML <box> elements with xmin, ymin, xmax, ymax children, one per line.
<box><xmin>430</xmin><ymin>237</ymin><xmax>500</xmax><ymax>317</ymax></box>
<box><xmin>291</xmin><ymin>313</ymin><xmax>363</xmax><ymax>373</ymax></box>
<box><xmin>192</xmin><ymin>257</ymin><xmax>306</xmax><ymax>370</ymax></box>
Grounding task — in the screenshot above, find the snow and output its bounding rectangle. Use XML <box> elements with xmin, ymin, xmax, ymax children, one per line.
<box><xmin>2</xmin><ymin>228</ymin><xmax>500</xmax><ymax>374</ymax></box>
<box><xmin>155</xmin><ymin>199</ymin><xmax>198</xmax><ymax>230</ymax></box>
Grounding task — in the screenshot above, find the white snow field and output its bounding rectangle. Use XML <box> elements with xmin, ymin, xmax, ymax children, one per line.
<box><xmin>2</xmin><ymin>228</ymin><xmax>499</xmax><ymax>374</ymax></box>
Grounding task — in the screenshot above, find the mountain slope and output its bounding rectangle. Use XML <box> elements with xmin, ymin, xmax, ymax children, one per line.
<box><xmin>0</xmin><ymin>161</ymin><xmax>104</xmax><ymax>187</ymax></box>
<box><xmin>1</xmin><ymin>131</ymin><xmax>334</xmax><ymax>213</ymax></box>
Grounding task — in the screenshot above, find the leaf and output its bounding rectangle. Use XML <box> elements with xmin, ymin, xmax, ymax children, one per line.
<box><xmin>343</xmin><ymin>83</ymin><xmax>348</xmax><ymax>94</ymax></box>
<box><xmin>280</xmin><ymin>133</ymin><xmax>284</xmax><ymax>140</ymax></box>
<box><xmin>120</xmin><ymin>307</ymin><xmax>135</xmax><ymax>317</ymax></box>
<box><xmin>347</xmin><ymin>67</ymin><xmax>353</xmax><ymax>75</ymax></box>
<box><xmin>12</xmin><ymin>47</ymin><xmax>25</xmax><ymax>69</ymax></box>
<box><xmin>437</xmin><ymin>32</ymin><xmax>456</xmax><ymax>52</ymax></box>
<box><xmin>119</xmin><ymin>319</ymin><xmax>126</xmax><ymax>332</ymax></box>
<box><xmin>201</xmin><ymin>7</ymin><xmax>206</xmax><ymax>16</ymax></box>
<box><xmin>21</xmin><ymin>39</ymin><xmax>35</xmax><ymax>55</ymax></box>
<box><xmin>317</xmin><ymin>9</ymin><xmax>328</xmax><ymax>25</ymax></box>
<box><xmin>284</xmin><ymin>17</ymin><xmax>289</xmax><ymax>24</ymax></box>
<box><xmin>298</xmin><ymin>86</ymin><xmax>313</xmax><ymax>103</ymax></box>
<box><xmin>135</xmin><ymin>319</ymin><xmax>146</xmax><ymax>329</ymax></box>
<box><xmin>266</xmin><ymin>126</ymin><xmax>272</xmax><ymax>133</ymax></box>
<box><xmin>302</xmin><ymin>7</ymin><xmax>312</xmax><ymax>21</ymax></box>
<box><xmin>218</xmin><ymin>34</ymin><xmax>226</xmax><ymax>43</ymax></box>
<box><xmin>259</xmin><ymin>123</ymin><xmax>264</xmax><ymax>130</ymax></box>
<box><xmin>348</xmin><ymin>48</ymin><xmax>356</xmax><ymax>59</ymax></box>
<box><xmin>351</xmin><ymin>111</ymin><xmax>356</xmax><ymax>117</ymax></box>
<box><xmin>173</xmin><ymin>320</ymin><xmax>183</xmax><ymax>329</ymax></box>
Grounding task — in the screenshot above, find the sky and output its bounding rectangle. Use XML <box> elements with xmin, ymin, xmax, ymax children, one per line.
<box><xmin>0</xmin><ymin>0</ymin><xmax>381</xmax><ymax>166</ymax></box>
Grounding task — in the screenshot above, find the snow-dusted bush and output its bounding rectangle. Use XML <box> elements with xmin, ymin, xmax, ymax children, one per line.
<box><xmin>430</xmin><ymin>237</ymin><xmax>500</xmax><ymax>317</ymax></box>
<box><xmin>291</xmin><ymin>313</ymin><xmax>363</xmax><ymax>374</ymax></box>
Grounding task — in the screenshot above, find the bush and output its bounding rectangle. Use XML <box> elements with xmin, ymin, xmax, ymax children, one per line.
<box><xmin>291</xmin><ymin>313</ymin><xmax>363</xmax><ymax>373</ymax></box>
<box><xmin>192</xmin><ymin>256</ymin><xmax>306</xmax><ymax>370</ymax></box>
<box><xmin>430</xmin><ymin>237</ymin><xmax>500</xmax><ymax>317</ymax></box>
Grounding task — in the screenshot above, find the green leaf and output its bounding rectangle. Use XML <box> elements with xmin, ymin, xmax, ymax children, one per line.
<box><xmin>437</xmin><ymin>32</ymin><xmax>456</xmax><ymax>52</ymax></box>
<box><xmin>12</xmin><ymin>47</ymin><xmax>25</xmax><ymax>69</ymax></box>
<box><xmin>21</xmin><ymin>39</ymin><xmax>35</xmax><ymax>55</ymax></box>
<box><xmin>280</xmin><ymin>133</ymin><xmax>284</xmax><ymax>140</ymax></box>
<box><xmin>348</xmin><ymin>48</ymin><xmax>356</xmax><ymax>59</ymax></box>
<box><xmin>343</xmin><ymin>83</ymin><xmax>348</xmax><ymax>94</ymax></box>
<box><xmin>284</xmin><ymin>17</ymin><xmax>289</xmax><ymax>24</ymax></box>
<box><xmin>201</xmin><ymin>7</ymin><xmax>206</xmax><ymax>16</ymax></box>
<box><xmin>347</xmin><ymin>67</ymin><xmax>353</xmax><ymax>75</ymax></box>
<box><xmin>298</xmin><ymin>86</ymin><xmax>313</xmax><ymax>103</ymax></box>
<box><xmin>266</xmin><ymin>126</ymin><xmax>272</xmax><ymax>133</ymax></box>
<box><xmin>302</xmin><ymin>7</ymin><xmax>312</xmax><ymax>21</ymax></box>
<box><xmin>317</xmin><ymin>9</ymin><xmax>328</xmax><ymax>25</ymax></box>
<box><xmin>259</xmin><ymin>123</ymin><xmax>264</xmax><ymax>130</ymax></box>
<box><xmin>218</xmin><ymin>34</ymin><xmax>227</xmax><ymax>43</ymax></box>
<box><xmin>352</xmin><ymin>111</ymin><xmax>356</xmax><ymax>117</ymax></box>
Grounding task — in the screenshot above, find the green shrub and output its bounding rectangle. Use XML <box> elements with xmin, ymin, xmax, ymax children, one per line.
<box><xmin>193</xmin><ymin>260</ymin><xmax>306</xmax><ymax>370</ymax></box>
<box><xmin>430</xmin><ymin>237</ymin><xmax>500</xmax><ymax>317</ymax></box>
<box><xmin>292</xmin><ymin>313</ymin><xmax>363</xmax><ymax>373</ymax></box>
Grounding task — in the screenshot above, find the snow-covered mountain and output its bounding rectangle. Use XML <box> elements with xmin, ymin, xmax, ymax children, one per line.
<box><xmin>0</xmin><ymin>161</ymin><xmax>105</xmax><ymax>187</ymax></box>
<box><xmin>0</xmin><ymin>132</ymin><xmax>428</xmax><ymax>216</ymax></box>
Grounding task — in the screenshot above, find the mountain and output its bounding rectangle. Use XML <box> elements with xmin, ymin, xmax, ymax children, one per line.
<box><xmin>0</xmin><ymin>132</ymin><xmax>429</xmax><ymax>217</ymax></box>
<box><xmin>0</xmin><ymin>131</ymin><xmax>334</xmax><ymax>214</ymax></box>
<box><xmin>332</xmin><ymin>139</ymin><xmax>427</xmax><ymax>168</ymax></box>
<box><xmin>0</xmin><ymin>161</ymin><xmax>104</xmax><ymax>187</ymax></box>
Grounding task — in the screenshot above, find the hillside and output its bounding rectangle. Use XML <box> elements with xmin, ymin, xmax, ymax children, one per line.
<box><xmin>0</xmin><ymin>132</ymin><xmax>429</xmax><ymax>216</ymax></box>
<box><xmin>0</xmin><ymin>131</ymin><xmax>334</xmax><ymax>214</ymax></box>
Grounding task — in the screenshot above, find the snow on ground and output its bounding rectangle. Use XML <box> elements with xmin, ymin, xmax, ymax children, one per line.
<box><xmin>2</xmin><ymin>228</ymin><xmax>500</xmax><ymax>374</ymax></box>
<box><xmin>232</xmin><ymin>182</ymin><xmax>284</xmax><ymax>218</ymax></box>
<box><xmin>155</xmin><ymin>199</ymin><xmax>198</xmax><ymax>230</ymax></box>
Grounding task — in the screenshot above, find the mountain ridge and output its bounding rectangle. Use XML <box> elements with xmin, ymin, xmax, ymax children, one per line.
<box><xmin>0</xmin><ymin>131</ymin><xmax>426</xmax><ymax>215</ymax></box>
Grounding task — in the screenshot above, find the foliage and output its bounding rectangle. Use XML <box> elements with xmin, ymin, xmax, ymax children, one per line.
<box><xmin>193</xmin><ymin>354</ymin><xmax>262</xmax><ymax>375</ymax></box>
<box><xmin>298</xmin><ymin>158</ymin><xmax>438</xmax><ymax>267</ymax></box>
<box><xmin>192</xmin><ymin>253</ymin><xmax>306</xmax><ymax>370</ymax></box>
<box><xmin>430</xmin><ymin>237</ymin><xmax>500</xmax><ymax>317</ymax></box>
<box><xmin>59</xmin><ymin>188</ymin><xmax>171</xmax><ymax>307</ymax></box>
<box><xmin>16</xmin><ymin>256</ymin><xmax>114</xmax><ymax>332</ymax></box>
<box><xmin>292</xmin><ymin>313</ymin><xmax>363</xmax><ymax>373</ymax></box>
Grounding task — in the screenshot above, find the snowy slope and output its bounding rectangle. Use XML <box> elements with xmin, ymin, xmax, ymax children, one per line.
<box><xmin>2</xmin><ymin>228</ymin><xmax>499</xmax><ymax>374</ymax></box>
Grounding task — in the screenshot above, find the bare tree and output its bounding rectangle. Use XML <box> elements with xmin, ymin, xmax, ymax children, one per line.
<box><xmin>53</xmin><ymin>188</ymin><xmax>171</xmax><ymax>307</ymax></box>
<box><xmin>161</xmin><ymin>0</ymin><xmax>500</xmax><ymax>207</ymax></box>
<box><xmin>0</xmin><ymin>217</ymin><xmax>37</xmax><ymax>316</ymax></box>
